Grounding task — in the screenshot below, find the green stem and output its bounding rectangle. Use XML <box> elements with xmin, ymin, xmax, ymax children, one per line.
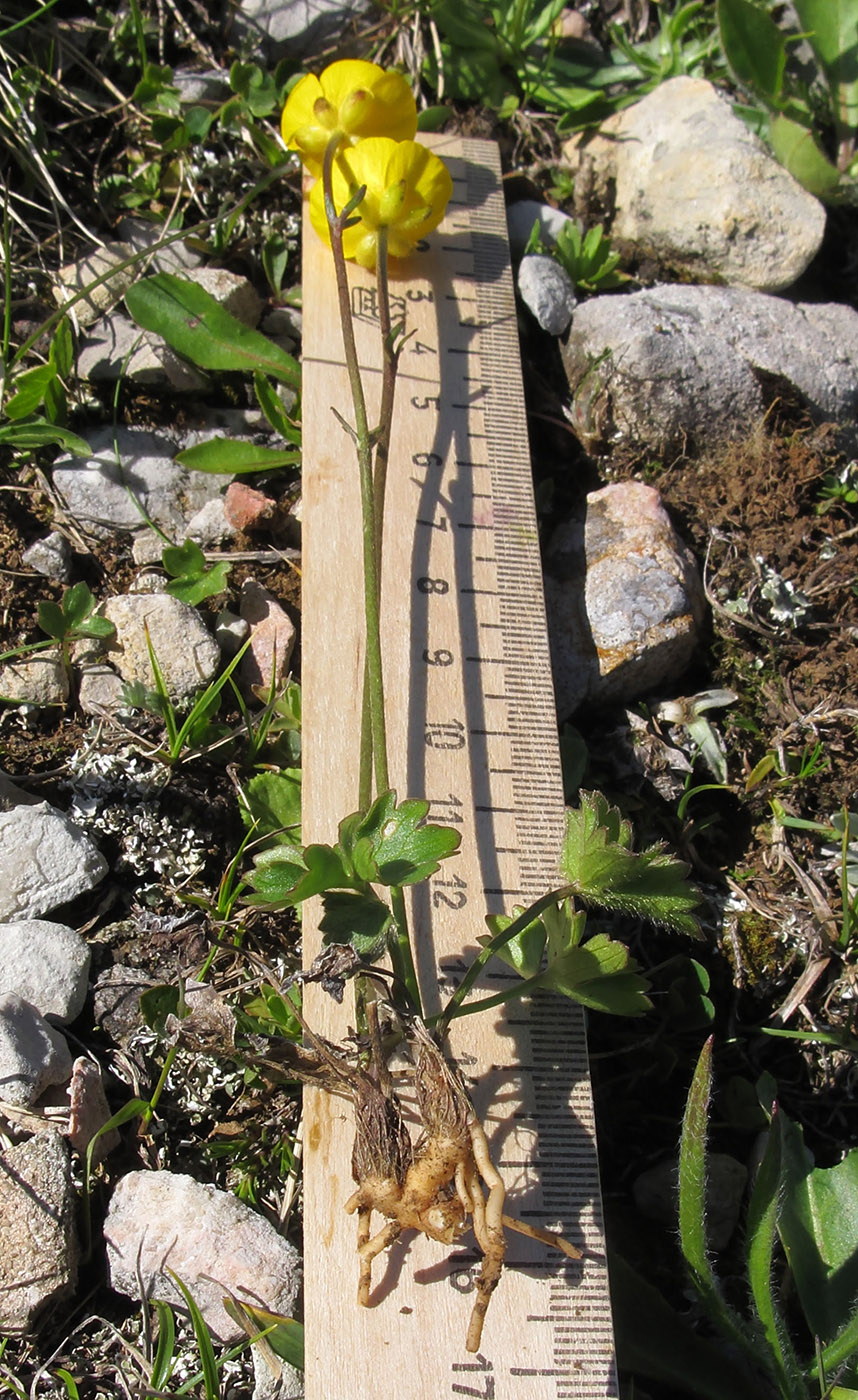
<box><xmin>436</xmin><ymin>884</ymin><xmax>577</xmax><ymax>1039</ymax></box>
<box><xmin>322</xmin><ymin>136</ymin><xmax>389</xmax><ymax>797</ymax></box>
<box><xmin>373</xmin><ymin>224</ymin><xmax>399</xmax><ymax>559</ymax></box>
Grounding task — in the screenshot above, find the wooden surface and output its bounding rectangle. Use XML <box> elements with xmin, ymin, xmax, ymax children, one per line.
<box><xmin>301</xmin><ymin>134</ymin><xmax>617</xmax><ymax>1399</ymax></box>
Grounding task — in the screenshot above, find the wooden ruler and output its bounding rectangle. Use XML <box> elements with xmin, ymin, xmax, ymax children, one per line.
<box><xmin>301</xmin><ymin>134</ymin><xmax>617</xmax><ymax>1399</ymax></box>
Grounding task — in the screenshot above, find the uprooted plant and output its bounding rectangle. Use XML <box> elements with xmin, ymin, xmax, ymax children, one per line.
<box><xmin>229</xmin><ymin>57</ymin><xmax>703</xmax><ymax>1351</ymax></box>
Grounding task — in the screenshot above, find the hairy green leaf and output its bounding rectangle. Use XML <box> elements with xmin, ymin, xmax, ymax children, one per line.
<box><xmin>746</xmin><ymin>1110</ymin><xmax>804</xmax><ymax>1398</ymax></box>
<box><xmin>125</xmin><ymin>272</ymin><xmax>301</xmax><ymax>385</ymax></box>
<box><xmin>248</xmin><ymin>842</ymin><xmax>349</xmax><ymax>907</ymax></box>
<box><xmin>345</xmin><ymin>790</ymin><xmax>461</xmax><ymax>886</ymax></box>
<box><xmin>537</xmin><ymin>933</ymin><xmax>651</xmax><ymax>1016</ymax></box>
<box><xmin>560</xmin><ymin>793</ymin><xmax>702</xmax><ymax>936</ymax></box>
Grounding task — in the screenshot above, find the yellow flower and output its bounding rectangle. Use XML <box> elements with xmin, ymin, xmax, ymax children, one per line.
<box><xmin>281</xmin><ymin>60</ymin><xmax>417</xmax><ymax>176</ymax></box>
<box><xmin>309</xmin><ymin>137</ymin><xmax>453</xmax><ymax>269</ymax></box>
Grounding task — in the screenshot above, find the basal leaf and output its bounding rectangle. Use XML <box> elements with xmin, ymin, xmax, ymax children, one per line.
<box><xmin>779</xmin><ymin>1116</ymin><xmax>858</xmax><ymax>1344</ymax></box>
<box><xmin>248</xmin><ymin>842</ymin><xmax>350</xmax><ymax>907</ymax></box>
<box><xmin>175</xmin><ymin>438</ymin><xmax>300</xmax><ymax>474</ymax></box>
<box><xmin>537</xmin><ymin>932</ymin><xmax>651</xmax><ymax>1016</ymax></box>
<box><xmin>716</xmin><ymin>0</ymin><xmax>786</xmax><ymax>106</ymax></box>
<box><xmin>240</xmin><ymin>769</ymin><xmax>302</xmax><ymax>840</ymax></box>
<box><xmin>794</xmin><ymin>0</ymin><xmax>858</xmax><ymax>143</ymax></box>
<box><xmin>125</xmin><ymin>272</ymin><xmax>301</xmax><ymax>386</ymax></box>
<box><xmin>350</xmin><ymin>790</ymin><xmax>461</xmax><ymax>886</ymax></box>
<box><xmin>482</xmin><ymin>908</ymin><xmax>546</xmax><ymax>978</ymax></box>
<box><xmin>0</xmin><ymin>416</ymin><xmax>91</xmax><ymax>453</ymax></box>
<box><xmin>4</xmin><ymin>364</ymin><xmax>57</xmax><ymax>419</ymax></box>
<box><xmin>319</xmin><ymin>889</ymin><xmax>391</xmax><ymax>955</ymax></box>
<box><xmin>769</xmin><ymin>113</ymin><xmax>841</xmax><ymax>196</ymax></box>
<box><xmin>164</xmin><ymin>561</ymin><xmax>231</xmax><ymax>605</ymax></box>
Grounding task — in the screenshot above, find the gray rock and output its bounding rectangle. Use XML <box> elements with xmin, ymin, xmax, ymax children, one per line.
<box><xmin>52</xmin><ymin>426</ymin><xmax>224</xmax><ymax>539</ymax></box>
<box><xmin>0</xmin><ymin>783</ymin><xmax>108</xmax><ymax>921</ymax></box>
<box><xmin>544</xmin><ymin>481</ymin><xmax>705</xmax><ymax>717</ymax></box>
<box><xmin>171</xmin><ymin>67</ymin><xmax>231</xmax><ymax>104</ymax></box>
<box><xmin>93</xmin><ymin>964</ymin><xmax>158</xmax><ymax>1044</ymax></box>
<box><xmin>215</xmin><ymin>609</ymin><xmax>251</xmax><ymax>656</ymax></box>
<box><xmin>239</xmin><ymin>580</ymin><xmax>296</xmax><ymax>697</ymax></box>
<box><xmin>633</xmin><ymin>1152</ymin><xmax>747</xmax><ymax>1251</ymax></box>
<box><xmin>253</xmin><ymin>1346</ymin><xmax>304</xmax><ymax>1400</ymax></box>
<box><xmin>117</xmin><ymin>217</ymin><xmax>203</xmax><ymax>275</ymax></box>
<box><xmin>0</xmin><ymin>1133</ymin><xmax>78</xmax><ymax>1332</ymax></box>
<box><xmin>563</xmin><ymin>76</ymin><xmax>824</xmax><ymax>292</ymax></box>
<box><xmin>87</xmin><ymin>592</ymin><xmax>221</xmax><ymax>701</ymax></box>
<box><xmin>231</xmin><ymin>0</ymin><xmax>370</xmax><ymax>56</ymax></box>
<box><xmin>0</xmin><ymin>649</ymin><xmax>69</xmax><ymax>707</ymax></box>
<box><xmin>54</xmin><ymin>243</ymin><xmax>138</xmax><ymax>327</ymax></box>
<box><xmin>77</xmin><ymin>663</ymin><xmax>129</xmax><ymax>717</ymax></box>
<box><xmin>506</xmin><ymin>199</ymin><xmax>574</xmax><ymax>259</ymax></box>
<box><xmin>563</xmin><ymin>284</ymin><xmax>858</xmax><ymax>455</ymax></box>
<box><xmin>0</xmin><ymin>920</ymin><xmax>90</xmax><ymax>1023</ymax></box>
<box><xmin>22</xmin><ymin>532</ymin><xmax>73</xmax><ymax>582</ymax></box>
<box><xmin>186</xmin><ymin>495</ymin><xmax>235</xmax><ymax>547</ymax></box>
<box><xmin>189</xmin><ymin>267</ymin><xmax>262</xmax><ymax>326</ymax></box>
<box><xmin>77</xmin><ymin>312</ymin><xmax>209</xmax><ymax>391</ymax></box>
<box><xmin>105</xmin><ymin>1170</ymin><xmax>301</xmax><ymax>1342</ymax></box>
<box><xmin>517</xmin><ymin>254</ymin><xmax>577</xmax><ymax>334</ymax></box>
<box><xmin>0</xmin><ymin>994</ymin><xmax>73</xmax><ymax>1107</ymax></box>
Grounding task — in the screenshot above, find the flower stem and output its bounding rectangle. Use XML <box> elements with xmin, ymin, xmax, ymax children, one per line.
<box><xmin>322</xmin><ymin>137</ymin><xmax>421</xmax><ymax>1015</ymax></box>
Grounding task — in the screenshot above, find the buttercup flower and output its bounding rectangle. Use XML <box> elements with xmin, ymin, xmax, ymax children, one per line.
<box><xmin>281</xmin><ymin>60</ymin><xmax>417</xmax><ymax>176</ymax></box>
<box><xmin>309</xmin><ymin>137</ymin><xmax>453</xmax><ymax>269</ymax></box>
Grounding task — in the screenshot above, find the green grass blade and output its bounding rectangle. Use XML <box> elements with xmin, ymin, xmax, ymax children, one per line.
<box><xmin>149</xmin><ymin>1299</ymin><xmax>178</xmax><ymax>1389</ymax></box>
<box><xmin>165</xmin><ymin>1270</ymin><xmax>220</xmax><ymax>1399</ymax></box>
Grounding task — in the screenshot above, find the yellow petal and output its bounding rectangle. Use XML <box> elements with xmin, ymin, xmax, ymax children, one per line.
<box><xmin>280</xmin><ymin>73</ymin><xmax>323</xmax><ymax>147</ymax></box>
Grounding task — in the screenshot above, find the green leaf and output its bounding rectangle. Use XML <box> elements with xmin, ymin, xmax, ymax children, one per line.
<box><xmin>162</xmin><ymin>539</ymin><xmax>207</xmax><ymax>578</ymax></box>
<box><xmin>249</xmin><ymin>841</ymin><xmax>351</xmax><ymax>908</ymax></box>
<box><xmin>769</xmin><ymin>112</ymin><xmax>842</xmax><ymax>196</ymax></box>
<box><xmin>261</xmin><ymin>235</ymin><xmax>289</xmax><ymax>298</ymax></box>
<box><xmin>166</xmin><ymin>561</ymin><xmax>232</xmax><ymax>605</ymax></box>
<box><xmin>746</xmin><ymin>1110</ymin><xmax>804</xmax><ymax>1398</ymax></box>
<box><xmin>37</xmin><ymin>599</ymin><xmax>67</xmax><ymax>640</ymax></box>
<box><xmin>74</xmin><ymin>614</ymin><xmax>115</xmax><ymax>639</ymax></box>
<box><xmin>253</xmin><ymin>372</ymin><xmax>301</xmax><ymax>445</ymax></box>
<box><xmin>140</xmin><ymin>984</ymin><xmax>182</xmax><ymax>1032</ymax></box>
<box><xmin>150</xmin><ymin>1299</ymin><xmax>178</xmax><ymax>1389</ymax></box>
<box><xmin>125</xmin><ymin>272</ymin><xmax>301</xmax><ymax>386</ymax></box>
<box><xmin>164</xmin><ymin>1269</ymin><xmax>220</xmax><ymax>1400</ymax></box>
<box><xmin>221</xmin><ymin>1300</ymin><xmax>304</xmax><ymax>1371</ymax></box>
<box><xmin>794</xmin><ymin>0</ymin><xmax>858</xmax><ymax>145</ymax></box>
<box><xmin>49</xmin><ymin>317</ymin><xmax>74</xmax><ymax>379</ymax></box>
<box><xmin>560</xmin><ymin>793</ymin><xmax>702</xmax><ymax>937</ymax></box>
<box><xmin>716</xmin><ymin>0</ymin><xmax>786</xmax><ymax>106</ymax></box>
<box><xmin>175</xmin><ymin>438</ymin><xmax>300</xmax><ymax>474</ymax></box>
<box><xmin>483</xmin><ymin>907</ymin><xmax>547</xmax><ymax>978</ymax></box>
<box><xmin>0</xmin><ymin>416</ymin><xmax>91</xmax><ymax>453</ymax></box>
<box><xmin>4</xmin><ymin>364</ymin><xmax>57</xmax><ymax>419</ymax></box>
<box><xmin>779</xmin><ymin>1117</ymin><xmax>858</xmax><ymax>1345</ymax></box>
<box><xmin>62</xmin><ymin>581</ymin><xmax>95</xmax><ymax>627</ymax></box>
<box><xmin>184</xmin><ymin>105</ymin><xmax>215</xmax><ymax>142</ymax></box>
<box><xmin>678</xmin><ymin>1040</ymin><xmax>754</xmax><ymax>1356</ymax></box>
<box><xmin>240</xmin><ymin>769</ymin><xmax>302</xmax><ymax>840</ymax></box>
<box><xmin>319</xmin><ymin>889</ymin><xmax>392</xmax><ymax>955</ymax></box>
<box><xmin>416</xmin><ymin>104</ymin><xmax>451</xmax><ymax>131</ymax></box>
<box><xmin>346</xmin><ymin>790</ymin><xmax>461</xmax><ymax>886</ymax></box>
<box><xmin>609</xmin><ymin>1252</ymin><xmax>766</xmax><ymax>1400</ymax></box>
<box><xmin>537</xmin><ymin>933</ymin><xmax>651</xmax><ymax>1016</ymax></box>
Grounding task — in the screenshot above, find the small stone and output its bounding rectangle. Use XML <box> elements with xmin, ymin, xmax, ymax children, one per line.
<box><xmin>0</xmin><ymin>1133</ymin><xmax>78</xmax><ymax>1333</ymax></box>
<box><xmin>52</xmin><ymin>426</ymin><xmax>223</xmax><ymax>539</ymax></box>
<box><xmin>104</xmin><ymin>1170</ymin><xmax>301</xmax><ymax>1342</ymax></box>
<box><xmin>186</xmin><ymin>495</ymin><xmax>235</xmax><ymax>547</ymax></box>
<box><xmin>117</xmin><ymin>217</ymin><xmax>203</xmax><ymax>275</ymax></box>
<box><xmin>506</xmin><ymin>199</ymin><xmax>574</xmax><ymax>258</ymax></box>
<box><xmin>252</xmin><ymin>1346</ymin><xmax>304</xmax><ymax>1400</ymax></box>
<box><xmin>77</xmin><ymin>313</ymin><xmax>209</xmax><ymax>391</ymax></box>
<box><xmin>93</xmin><ymin>964</ymin><xmax>158</xmax><ymax>1045</ymax></box>
<box><xmin>129</xmin><ymin>569</ymin><xmax>169</xmax><ymax>594</ymax></box>
<box><xmin>633</xmin><ymin>1152</ymin><xmax>747</xmax><ymax>1251</ymax></box>
<box><xmin>0</xmin><ymin>920</ymin><xmax>90</xmax><ymax>1023</ymax></box>
<box><xmin>54</xmin><ymin>244</ymin><xmax>137</xmax><ymax>326</ymax></box>
<box><xmin>0</xmin><ymin>649</ymin><xmax>69</xmax><ymax>707</ymax></box>
<box><xmin>22</xmin><ymin>532</ymin><xmax>73</xmax><ymax>582</ymax></box>
<box><xmin>67</xmin><ymin>1057</ymin><xmax>120</xmax><ymax>1162</ymax></box>
<box><xmin>0</xmin><ymin>783</ymin><xmax>108</xmax><ymax>921</ymax></box>
<box><xmin>544</xmin><ymin>481</ymin><xmax>705</xmax><ymax>717</ymax></box>
<box><xmin>214</xmin><ymin>610</ymin><xmax>251</xmax><ymax>656</ymax></box>
<box><xmin>0</xmin><ymin>994</ymin><xmax>73</xmax><ymax>1107</ymax></box>
<box><xmin>261</xmin><ymin>305</ymin><xmax>302</xmax><ymax>350</ymax></box>
<box><xmin>563</xmin><ymin>76</ymin><xmax>824</xmax><ymax>292</ymax></box>
<box><xmin>239</xmin><ymin>580</ymin><xmax>296</xmax><ymax>696</ymax></box>
<box><xmin>517</xmin><ymin>254</ymin><xmax>577</xmax><ymax>335</ymax></box>
<box><xmin>131</xmin><ymin>532</ymin><xmax>168</xmax><ymax>565</ymax></box>
<box><xmin>96</xmin><ymin>593</ymin><xmax>221</xmax><ymax>700</ymax></box>
<box><xmin>189</xmin><ymin>267</ymin><xmax>262</xmax><ymax>327</ymax></box>
<box><xmin>225</xmin><ymin>481</ymin><xmax>277</xmax><ymax>533</ymax></box>
<box><xmin>231</xmin><ymin>0</ymin><xmax>371</xmax><ymax>57</ymax></box>
<box><xmin>171</xmin><ymin>68</ymin><xmax>231</xmax><ymax>103</ymax></box>
<box><xmin>77</xmin><ymin>663</ymin><xmax>129</xmax><ymax>717</ymax></box>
